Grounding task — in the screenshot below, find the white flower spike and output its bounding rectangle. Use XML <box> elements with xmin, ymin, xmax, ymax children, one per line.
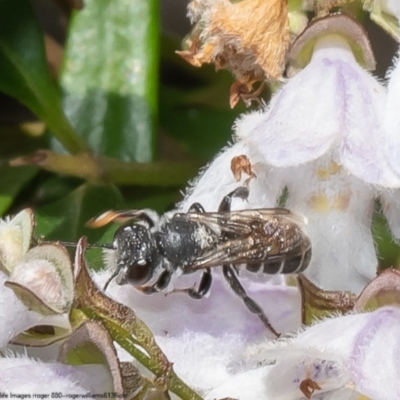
<box><xmin>237</xmin><ymin>16</ymin><xmax>398</xmax><ymax>187</ymax></box>
<box><xmin>207</xmin><ymin>306</ymin><xmax>400</xmax><ymax>400</ymax></box>
<box><xmin>230</xmin><ymin>15</ymin><xmax>400</xmax><ymax>293</ymax></box>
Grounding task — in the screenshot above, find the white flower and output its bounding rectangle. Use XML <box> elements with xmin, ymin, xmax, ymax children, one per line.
<box><xmin>93</xmin><ymin>268</ymin><xmax>301</xmax><ymax>393</ymax></box>
<box><xmin>236</xmin><ymin>32</ymin><xmax>397</xmax><ymax>187</ymax></box>
<box><xmin>206</xmin><ymin>306</ymin><xmax>400</xmax><ymax>400</ymax></box>
<box><xmin>178</xmin><ymin>140</ymin><xmax>284</xmax><ymax>212</ymax></box>
<box><xmin>226</xmin><ymin>17</ymin><xmax>400</xmax><ymax>294</ymax></box>
<box><xmin>0</xmin><ymin>270</ymin><xmax>69</xmax><ymax>347</ymax></box>
<box><xmin>0</xmin><ymin>355</ymin><xmax>111</xmax><ymax>396</ymax></box>
<box><xmin>385</xmin><ymin>51</ymin><xmax>400</xmax><ymax>176</ymax></box>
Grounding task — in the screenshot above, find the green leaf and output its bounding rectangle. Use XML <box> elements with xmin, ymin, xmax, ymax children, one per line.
<box><xmin>0</xmin><ymin>164</ymin><xmax>38</xmax><ymax>215</ymax></box>
<box><xmin>160</xmin><ymin>90</ymin><xmax>239</xmax><ymax>160</ymax></box>
<box><xmin>159</xmin><ymin>47</ymin><xmax>244</xmax><ymax>159</ymax></box>
<box><xmin>60</xmin><ymin>0</ymin><xmax>159</xmax><ymax>162</ymax></box>
<box><xmin>0</xmin><ymin>124</ymin><xmax>47</xmax><ymax>158</ymax></box>
<box><xmin>373</xmin><ymin>211</ymin><xmax>400</xmax><ymax>270</ymax></box>
<box><xmin>35</xmin><ymin>183</ymin><xmax>124</xmax><ymax>244</ymax></box>
<box><xmin>0</xmin><ymin>0</ymin><xmax>87</xmax><ymax>153</ymax></box>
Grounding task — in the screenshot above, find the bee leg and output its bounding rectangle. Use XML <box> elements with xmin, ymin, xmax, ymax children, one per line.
<box><xmin>170</xmin><ymin>268</ymin><xmax>212</xmax><ymax>299</ymax></box>
<box><xmin>188</xmin><ymin>203</ymin><xmax>206</xmax><ymax>213</ymax></box>
<box><xmin>222</xmin><ymin>265</ymin><xmax>281</xmax><ymax>338</ymax></box>
<box><xmin>218</xmin><ymin>187</ymin><xmax>249</xmax><ymax>212</ymax></box>
<box><xmin>138</xmin><ymin>269</ymin><xmax>172</xmax><ymax>295</ymax></box>
<box><xmin>186</xmin><ymin>268</ymin><xmax>212</xmax><ymax>299</ymax></box>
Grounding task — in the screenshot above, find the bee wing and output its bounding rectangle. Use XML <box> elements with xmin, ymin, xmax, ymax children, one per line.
<box><xmin>177</xmin><ymin>208</ymin><xmax>310</xmax><ymax>270</ymax></box>
<box><xmin>188</xmin><ymin>238</ymin><xmax>264</xmax><ymax>269</ymax></box>
<box><xmin>176</xmin><ymin>208</ymin><xmax>302</xmax><ymax>235</ymax></box>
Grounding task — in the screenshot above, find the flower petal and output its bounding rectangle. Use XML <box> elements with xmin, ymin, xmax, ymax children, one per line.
<box><xmin>0</xmin><ymin>355</ymin><xmax>111</xmax><ymax>395</ymax></box>
<box><xmin>178</xmin><ymin>140</ymin><xmax>284</xmax><ymax>212</ymax></box>
<box><xmin>94</xmin><ymin>269</ymin><xmax>301</xmax><ymax>392</ymax></box>
<box><xmin>236</xmin><ymin>57</ymin><xmax>338</xmax><ymax>167</ymax></box>
<box><xmin>385</xmin><ymin>52</ymin><xmax>400</xmax><ymax>176</ymax></box>
<box><xmin>237</xmin><ymin>37</ymin><xmax>399</xmax><ymax>187</ymax></box>
<box><xmin>338</xmin><ymin>61</ymin><xmax>400</xmax><ymax>187</ymax></box>
<box><xmin>0</xmin><ymin>209</ymin><xmax>34</xmax><ymax>275</ymax></box>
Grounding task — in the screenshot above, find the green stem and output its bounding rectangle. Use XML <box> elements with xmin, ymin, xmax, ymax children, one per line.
<box><xmin>74</xmin><ymin>241</ymin><xmax>204</xmax><ymax>400</ymax></box>
<box><xmin>10</xmin><ymin>150</ymin><xmax>201</xmax><ymax>186</ymax></box>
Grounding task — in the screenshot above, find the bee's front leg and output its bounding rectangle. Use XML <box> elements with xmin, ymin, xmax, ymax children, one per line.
<box><xmin>138</xmin><ymin>269</ymin><xmax>173</xmax><ymax>294</ymax></box>
<box><xmin>168</xmin><ymin>268</ymin><xmax>212</xmax><ymax>299</ymax></box>
<box><xmin>218</xmin><ymin>187</ymin><xmax>249</xmax><ymax>212</ymax></box>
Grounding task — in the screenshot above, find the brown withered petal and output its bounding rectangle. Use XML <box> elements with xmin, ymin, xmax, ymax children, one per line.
<box><xmin>12</xmin><ymin>323</ymin><xmax>72</xmax><ymax>347</ymax></box>
<box><xmin>297</xmin><ymin>274</ymin><xmax>357</xmax><ymax>325</ymax></box>
<box><xmin>289</xmin><ymin>13</ymin><xmax>376</xmax><ymax>71</ymax></box>
<box><xmin>230</xmin><ymin>154</ymin><xmax>257</xmax><ymax>184</ymax></box>
<box><xmin>183</xmin><ymin>0</ymin><xmax>290</xmax><ymax>83</ymax></box>
<box><xmin>303</xmin><ymin>0</ymin><xmax>357</xmax><ymax>17</ymax></box>
<box><xmin>299</xmin><ymin>378</ymin><xmax>322</xmax><ymax>399</ymax></box>
<box><xmin>229</xmin><ymin>81</ymin><xmax>265</xmax><ymax>108</ymax></box>
<box><xmin>58</xmin><ymin>321</ymin><xmax>125</xmax><ymax>396</ymax></box>
<box><xmin>4</xmin><ymin>280</ymin><xmax>64</xmax><ymax>316</ymax></box>
<box><xmin>354</xmin><ymin>268</ymin><xmax>400</xmax><ymax>312</ymax></box>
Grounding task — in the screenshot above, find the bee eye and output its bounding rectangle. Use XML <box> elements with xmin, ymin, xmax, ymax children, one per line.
<box><xmin>126</xmin><ymin>260</ymin><xmax>153</xmax><ymax>285</ymax></box>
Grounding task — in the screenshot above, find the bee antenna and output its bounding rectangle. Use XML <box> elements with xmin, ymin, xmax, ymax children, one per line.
<box><xmin>103</xmin><ymin>264</ymin><xmax>123</xmax><ymax>292</ymax></box>
<box><xmin>39</xmin><ymin>240</ymin><xmax>114</xmax><ymax>250</ymax></box>
<box><xmin>88</xmin><ymin>243</ymin><xmax>114</xmax><ymax>250</ymax></box>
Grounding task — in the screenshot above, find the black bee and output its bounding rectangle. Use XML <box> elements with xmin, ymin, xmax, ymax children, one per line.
<box><xmin>90</xmin><ymin>187</ymin><xmax>312</xmax><ymax>337</ymax></box>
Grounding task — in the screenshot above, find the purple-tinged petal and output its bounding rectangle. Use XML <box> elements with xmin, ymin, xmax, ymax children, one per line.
<box><xmin>205</xmin><ymin>348</ymin><xmax>350</xmax><ymax>400</ymax></box>
<box><xmin>292</xmin><ymin>307</ymin><xmax>400</xmax><ymax>399</ymax></box>
<box><xmin>94</xmin><ymin>269</ymin><xmax>301</xmax><ymax>392</ymax></box>
<box><xmin>236</xmin><ymin>36</ymin><xmax>399</xmax><ymax>187</ymax></box>
<box><xmin>0</xmin><ymin>356</ymin><xmax>111</xmax><ymax>395</ymax></box>
<box><xmin>337</xmin><ymin>59</ymin><xmax>400</xmax><ymax>187</ymax></box>
<box><xmin>348</xmin><ymin>307</ymin><xmax>400</xmax><ymax>399</ymax></box>
<box><xmin>236</xmin><ymin>54</ymin><xmax>338</xmax><ymax>167</ymax></box>
<box><xmin>385</xmin><ymin>52</ymin><xmax>400</xmax><ymax>177</ymax></box>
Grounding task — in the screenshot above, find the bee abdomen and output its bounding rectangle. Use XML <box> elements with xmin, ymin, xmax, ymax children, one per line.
<box><xmin>246</xmin><ymin>247</ymin><xmax>312</xmax><ymax>275</ymax></box>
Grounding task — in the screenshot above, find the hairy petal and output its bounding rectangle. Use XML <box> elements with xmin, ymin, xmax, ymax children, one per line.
<box><xmin>178</xmin><ymin>140</ymin><xmax>285</xmax><ymax>212</ymax></box>
<box><xmin>237</xmin><ymin>36</ymin><xmax>398</xmax><ymax>187</ymax></box>
<box><xmin>385</xmin><ymin>52</ymin><xmax>400</xmax><ymax>176</ymax></box>
<box><xmin>207</xmin><ymin>307</ymin><xmax>400</xmax><ymax>399</ymax></box>
<box><xmin>94</xmin><ymin>269</ymin><xmax>301</xmax><ymax>392</ymax></box>
<box><xmin>0</xmin><ymin>272</ymin><xmax>69</xmax><ymax>346</ymax></box>
<box><xmin>0</xmin><ymin>355</ymin><xmax>111</xmax><ymax>395</ymax></box>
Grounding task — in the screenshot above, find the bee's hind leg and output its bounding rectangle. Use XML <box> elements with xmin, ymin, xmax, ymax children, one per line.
<box><xmin>222</xmin><ymin>264</ymin><xmax>281</xmax><ymax>338</ymax></box>
<box><xmin>218</xmin><ymin>187</ymin><xmax>249</xmax><ymax>212</ymax></box>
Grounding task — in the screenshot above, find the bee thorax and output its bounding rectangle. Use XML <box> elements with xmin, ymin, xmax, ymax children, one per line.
<box><xmin>156</xmin><ymin>219</ymin><xmax>218</xmax><ymax>266</ymax></box>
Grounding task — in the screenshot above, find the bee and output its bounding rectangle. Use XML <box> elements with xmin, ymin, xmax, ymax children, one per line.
<box><xmin>89</xmin><ymin>187</ymin><xmax>312</xmax><ymax>337</ymax></box>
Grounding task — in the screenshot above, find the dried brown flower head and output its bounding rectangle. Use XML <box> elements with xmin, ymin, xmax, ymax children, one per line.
<box><xmin>178</xmin><ymin>0</ymin><xmax>290</xmax><ymax>102</ymax></box>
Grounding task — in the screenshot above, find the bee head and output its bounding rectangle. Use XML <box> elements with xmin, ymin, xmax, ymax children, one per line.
<box><xmin>104</xmin><ymin>223</ymin><xmax>159</xmax><ymax>290</ymax></box>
